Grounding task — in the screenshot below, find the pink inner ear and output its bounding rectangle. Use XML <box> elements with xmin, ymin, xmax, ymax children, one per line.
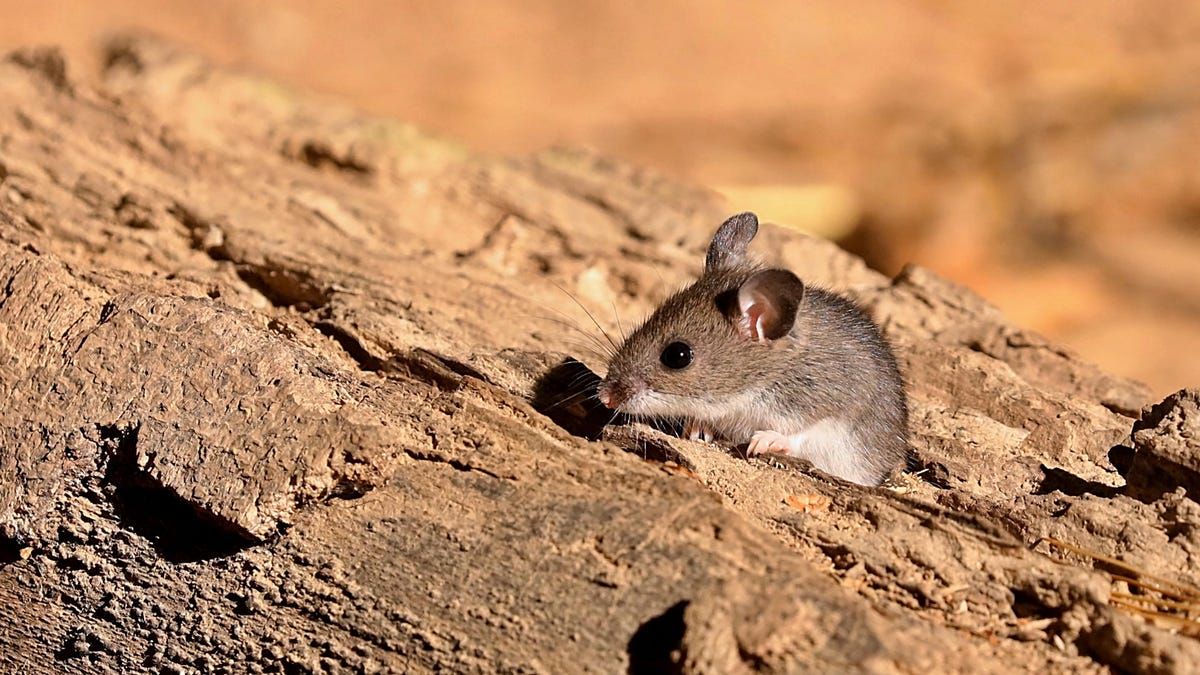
<box><xmin>741</xmin><ymin>299</ymin><xmax>773</xmax><ymax>342</ymax></box>
<box><xmin>746</xmin><ymin>303</ymin><xmax>765</xmax><ymax>341</ymax></box>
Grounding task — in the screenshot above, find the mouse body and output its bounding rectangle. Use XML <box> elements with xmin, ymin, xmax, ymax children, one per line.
<box><xmin>598</xmin><ymin>212</ymin><xmax>908</xmax><ymax>486</ymax></box>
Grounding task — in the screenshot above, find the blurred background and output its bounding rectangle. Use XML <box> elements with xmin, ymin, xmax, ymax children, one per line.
<box><xmin>3</xmin><ymin>0</ymin><xmax>1199</xmax><ymax>396</ymax></box>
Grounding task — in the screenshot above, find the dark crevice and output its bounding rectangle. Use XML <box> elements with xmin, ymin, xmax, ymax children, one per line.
<box><xmin>0</xmin><ymin>532</ymin><xmax>23</xmax><ymax>565</ymax></box>
<box><xmin>234</xmin><ymin>265</ymin><xmax>332</xmax><ymax>311</ymax></box>
<box><xmin>0</xmin><ymin>256</ymin><xmax>35</xmax><ymax>312</ymax></box>
<box><xmin>312</xmin><ymin>321</ymin><xmax>383</xmax><ymax>371</ymax></box>
<box><xmin>600</xmin><ymin>424</ymin><xmax>697</xmax><ymax>469</ymax></box>
<box><xmin>293</xmin><ymin>140</ymin><xmax>373</xmax><ymax>176</ymax></box>
<box><xmin>1101</xmin><ymin>400</ymin><xmax>1143</xmax><ymax>419</ymax></box>
<box><xmin>168</xmin><ymin>203</ymin><xmax>231</xmax><ymax>261</ymax></box>
<box><xmin>169</xmin><ymin>201</ymin><xmax>333</xmax><ymax>312</ymax></box>
<box><xmin>623</xmin><ymin>224</ymin><xmax>652</xmax><ymax>242</ymax></box>
<box><xmin>1125</xmin><ymin>453</ymin><xmax>1200</xmax><ymax>505</ymax></box>
<box><xmin>1010</xmin><ymin>588</ymin><xmax>1066</xmax><ymax>621</ymax></box>
<box><xmin>313</xmin><ymin>318</ymin><xmax>494</xmax><ymax>392</ymax></box>
<box><xmin>908</xmin><ymin>454</ymin><xmax>952</xmax><ymax>489</ymax></box>
<box><xmin>1035</xmin><ymin>465</ymin><xmax>1120</xmax><ymax>498</ymax></box>
<box><xmin>1108</xmin><ymin>444</ymin><xmax>1136</xmax><ymax>476</ymax></box>
<box><xmin>99</xmin><ymin>423</ymin><xmax>259</xmax><ymax>563</ymax></box>
<box><xmin>621</xmin><ymin>434</ymin><xmax>683</xmax><ymax>465</ymax></box>
<box><xmin>962</xmin><ymin>339</ymin><xmax>990</xmax><ymax>357</ymax></box>
<box><xmin>97</xmin><ymin>299</ymin><xmax>118</xmax><ymax>324</ymax></box>
<box><xmin>531</xmin><ymin>357</ymin><xmax>614</xmax><ymax>441</ymax></box>
<box><xmin>382</xmin><ymin>348</ymin><xmax>491</xmax><ymax>391</ymax></box>
<box><xmin>402</xmin><ymin>448</ymin><xmax>503</xmax><ymax>481</ymax></box>
<box><xmin>327</xmin><ymin>476</ymin><xmax>374</xmax><ymax>500</ymax></box>
<box><xmin>425</xmin><ymin>351</ymin><xmax>489</xmax><ymax>381</ymax></box>
<box><xmin>894</xmin><ymin>492</ymin><xmax>1027</xmax><ymax>551</ymax></box>
<box><xmin>627</xmin><ymin>600</ymin><xmax>688</xmax><ymax>675</ymax></box>
<box><xmin>812</xmin><ymin>541</ymin><xmax>860</xmax><ymax>572</ymax></box>
<box><xmin>529</xmin><ymin>358</ymin><xmax>711</xmax><ymax>460</ymax></box>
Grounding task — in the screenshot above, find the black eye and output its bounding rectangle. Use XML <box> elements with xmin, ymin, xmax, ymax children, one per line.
<box><xmin>660</xmin><ymin>341</ymin><xmax>693</xmax><ymax>370</ymax></box>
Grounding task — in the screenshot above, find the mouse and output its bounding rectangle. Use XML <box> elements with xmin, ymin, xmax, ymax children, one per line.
<box><xmin>597</xmin><ymin>212</ymin><xmax>908</xmax><ymax>486</ymax></box>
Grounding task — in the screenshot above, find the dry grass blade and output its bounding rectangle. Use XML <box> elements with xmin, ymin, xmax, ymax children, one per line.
<box><xmin>1039</xmin><ymin>536</ymin><xmax>1200</xmax><ymax>635</ymax></box>
<box><xmin>1111</xmin><ymin>591</ymin><xmax>1200</xmax><ymax>617</ymax></box>
<box><xmin>1039</xmin><ymin>536</ymin><xmax>1200</xmax><ymax>601</ymax></box>
<box><xmin>1109</xmin><ymin>574</ymin><xmax>1197</xmax><ymax>603</ymax></box>
<box><xmin>1110</xmin><ymin>598</ymin><xmax>1200</xmax><ymax>637</ymax></box>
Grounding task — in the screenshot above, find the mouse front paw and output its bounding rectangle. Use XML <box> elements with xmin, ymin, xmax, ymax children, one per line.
<box><xmin>684</xmin><ymin>420</ymin><xmax>715</xmax><ymax>442</ymax></box>
<box><xmin>747</xmin><ymin>430</ymin><xmax>793</xmax><ymax>456</ymax></box>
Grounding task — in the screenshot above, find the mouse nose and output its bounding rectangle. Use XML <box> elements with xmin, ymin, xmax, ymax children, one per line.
<box><xmin>597</xmin><ymin>380</ymin><xmax>630</xmax><ymax>410</ymax></box>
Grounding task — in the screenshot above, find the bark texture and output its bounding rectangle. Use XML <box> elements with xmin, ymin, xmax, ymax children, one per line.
<box><xmin>0</xmin><ymin>38</ymin><xmax>1197</xmax><ymax>674</ymax></box>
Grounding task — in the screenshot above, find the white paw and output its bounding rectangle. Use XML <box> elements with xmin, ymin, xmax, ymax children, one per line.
<box><xmin>684</xmin><ymin>420</ymin><xmax>715</xmax><ymax>442</ymax></box>
<box><xmin>747</xmin><ymin>430</ymin><xmax>791</xmax><ymax>456</ymax></box>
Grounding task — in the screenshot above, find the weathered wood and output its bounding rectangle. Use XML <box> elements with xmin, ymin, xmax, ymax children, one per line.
<box><xmin>1</xmin><ymin>38</ymin><xmax>1196</xmax><ymax>673</ymax></box>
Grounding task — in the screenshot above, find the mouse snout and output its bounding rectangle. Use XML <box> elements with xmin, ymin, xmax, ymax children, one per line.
<box><xmin>597</xmin><ymin>379</ymin><xmax>633</xmax><ymax>410</ymax></box>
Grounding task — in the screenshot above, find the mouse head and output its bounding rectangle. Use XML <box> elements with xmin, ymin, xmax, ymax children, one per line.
<box><xmin>598</xmin><ymin>212</ymin><xmax>806</xmax><ymax>417</ymax></box>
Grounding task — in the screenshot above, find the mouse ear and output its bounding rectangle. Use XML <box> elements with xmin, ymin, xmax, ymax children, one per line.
<box><xmin>731</xmin><ymin>269</ymin><xmax>805</xmax><ymax>342</ymax></box>
<box><xmin>705</xmin><ymin>212</ymin><xmax>759</xmax><ymax>272</ymax></box>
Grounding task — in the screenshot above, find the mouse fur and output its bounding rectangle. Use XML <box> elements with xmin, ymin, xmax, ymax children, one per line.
<box><xmin>598</xmin><ymin>212</ymin><xmax>908</xmax><ymax>486</ymax></box>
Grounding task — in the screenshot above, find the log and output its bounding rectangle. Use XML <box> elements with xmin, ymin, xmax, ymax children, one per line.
<box><xmin>1</xmin><ymin>38</ymin><xmax>1196</xmax><ymax>673</ymax></box>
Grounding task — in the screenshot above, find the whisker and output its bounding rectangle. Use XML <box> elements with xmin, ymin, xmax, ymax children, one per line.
<box><xmin>554</xmin><ymin>374</ymin><xmax>604</xmax><ymax>401</ymax></box>
<box><xmin>542</xmin><ymin>385</ymin><xmax>601</xmax><ymax>411</ymax></box>
<box><xmin>650</xmin><ymin>264</ymin><xmax>668</xmax><ymax>299</ymax></box>
<box><xmin>518</xmin><ymin>298</ymin><xmax>617</xmax><ymax>353</ymax></box>
<box><xmin>610</xmin><ymin>298</ymin><xmax>625</xmax><ymax>341</ymax></box>
<box><xmin>560</xmin><ymin>368</ymin><xmax>597</xmax><ymax>386</ymax></box>
<box><xmin>522</xmin><ymin>312</ymin><xmax>614</xmax><ymax>357</ymax></box>
<box><xmin>551</xmin><ymin>281</ymin><xmax>621</xmax><ymax>354</ymax></box>
<box><xmin>604</xmin><ymin>407</ymin><xmax>620</xmax><ymax>432</ymax></box>
<box><xmin>553</xmin><ymin>338</ymin><xmax>609</xmax><ymax>363</ymax></box>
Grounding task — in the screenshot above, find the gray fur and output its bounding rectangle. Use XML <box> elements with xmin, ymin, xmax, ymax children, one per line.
<box><xmin>600</xmin><ymin>214</ymin><xmax>909</xmax><ymax>486</ymax></box>
<box><xmin>705</xmin><ymin>212</ymin><xmax>759</xmax><ymax>272</ymax></box>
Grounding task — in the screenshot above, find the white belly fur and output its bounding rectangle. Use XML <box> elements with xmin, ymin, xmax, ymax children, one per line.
<box><xmin>631</xmin><ymin>390</ymin><xmax>878</xmax><ymax>484</ymax></box>
<box><xmin>771</xmin><ymin>417</ymin><xmax>875</xmax><ymax>486</ymax></box>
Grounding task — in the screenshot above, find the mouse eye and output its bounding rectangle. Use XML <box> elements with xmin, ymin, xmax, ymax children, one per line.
<box><xmin>660</xmin><ymin>341</ymin><xmax>693</xmax><ymax>370</ymax></box>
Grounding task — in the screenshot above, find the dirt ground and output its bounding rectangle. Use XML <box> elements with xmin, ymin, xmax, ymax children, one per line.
<box><xmin>1</xmin><ymin>1</ymin><xmax>1199</xmax><ymax>396</ymax></box>
<box><xmin>1</xmin><ymin>35</ymin><xmax>1200</xmax><ymax>673</ymax></box>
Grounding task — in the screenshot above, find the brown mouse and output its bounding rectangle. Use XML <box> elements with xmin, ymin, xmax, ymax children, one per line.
<box><xmin>597</xmin><ymin>212</ymin><xmax>908</xmax><ymax>486</ymax></box>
